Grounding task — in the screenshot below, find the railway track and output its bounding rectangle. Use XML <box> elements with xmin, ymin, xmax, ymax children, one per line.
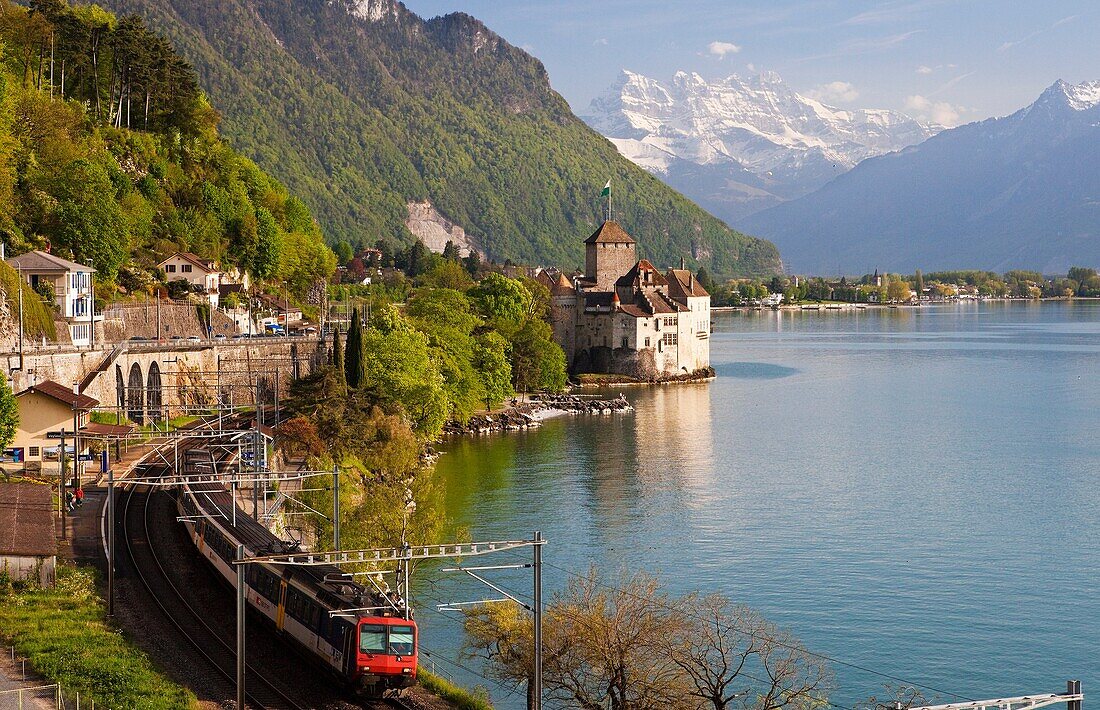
<box><xmin>119</xmin><ymin>424</ymin><xmax>309</xmax><ymax>710</ymax></box>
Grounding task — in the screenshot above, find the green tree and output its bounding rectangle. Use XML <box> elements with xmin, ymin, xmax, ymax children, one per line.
<box><xmin>46</xmin><ymin>159</ymin><xmax>129</xmax><ymax>277</ymax></box>
<box><xmin>0</xmin><ymin>373</ymin><xmax>19</xmax><ymax>453</ymax></box>
<box><xmin>344</xmin><ymin>307</ymin><xmax>364</xmax><ymax>389</ymax></box>
<box><xmin>473</xmin><ymin>331</ymin><xmax>513</xmax><ymax>411</ymax></box>
<box><xmin>469</xmin><ymin>273</ymin><xmax>532</xmax><ymax>336</ymax></box>
<box><xmin>886</xmin><ymin>278</ymin><xmax>911</xmax><ymax>303</ymax></box>
<box><xmin>511</xmin><ymin>319</ymin><xmax>567</xmax><ymax>394</ymax></box>
<box><xmin>442</xmin><ymin>240</ymin><xmax>461</xmax><ymax>261</ymax></box>
<box><xmin>362</xmin><ymin>306</ymin><xmax>449</xmax><ymax>438</ymax></box>
<box><xmin>695</xmin><ymin>267</ymin><xmax>715</xmax><ymax>294</ymax></box>
<box><xmin>914</xmin><ymin>269</ymin><xmax>924</xmax><ymax>298</ymax></box>
<box><xmin>252</xmin><ymin>207</ymin><xmax>281</xmax><ymax>278</ymax></box>
<box><xmin>333</xmin><ymin>240</ymin><xmax>354</xmax><ymax>265</ymax></box>
<box><xmin>330</xmin><ymin>326</ymin><xmax>346</xmax><ymax>386</ymax></box>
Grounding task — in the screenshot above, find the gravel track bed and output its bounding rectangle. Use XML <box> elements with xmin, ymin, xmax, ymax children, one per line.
<box><xmin>117</xmin><ymin>483</ymin><xmax>363</xmax><ymax>709</ymax></box>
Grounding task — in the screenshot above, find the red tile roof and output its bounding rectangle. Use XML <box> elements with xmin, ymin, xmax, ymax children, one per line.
<box><xmin>665</xmin><ymin>268</ymin><xmax>710</xmax><ymax>298</ymax></box>
<box><xmin>0</xmin><ymin>483</ymin><xmax>56</xmax><ymax>557</ymax></box>
<box><xmin>17</xmin><ymin>380</ymin><xmax>99</xmax><ymax>410</ymax></box>
<box><xmin>615</xmin><ymin>259</ymin><xmax>668</xmax><ymax>289</ymax></box>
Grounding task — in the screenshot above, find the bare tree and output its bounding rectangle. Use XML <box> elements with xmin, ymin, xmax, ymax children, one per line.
<box><xmin>664</xmin><ymin>593</ymin><xmax>833</xmax><ymax>710</ymax></box>
<box><xmin>753</xmin><ymin>625</ymin><xmax>834</xmax><ymax>710</ymax></box>
<box><xmin>461</xmin><ymin>569</ymin><xmax>836</xmax><ymax>710</ymax></box>
<box><xmin>543</xmin><ymin>567</ymin><xmax>694</xmax><ymax>710</ymax></box>
<box><xmin>462</xmin><ymin>603</ymin><xmax>536</xmax><ymax>709</ymax></box>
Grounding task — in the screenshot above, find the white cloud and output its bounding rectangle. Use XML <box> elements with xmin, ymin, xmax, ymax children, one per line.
<box><xmin>707</xmin><ymin>41</ymin><xmax>742</xmax><ymax>58</ymax></box>
<box><xmin>593</xmin><ymin>37</ymin><xmax>608</xmax><ymax>46</ymax></box>
<box><xmin>808</xmin><ymin>81</ymin><xmax>860</xmax><ymax>103</ymax></box>
<box><xmin>916</xmin><ymin>65</ymin><xmax>934</xmax><ymax>74</ymax></box>
<box><xmin>904</xmin><ymin>94</ymin><xmax>962</xmax><ymax>125</ymax></box>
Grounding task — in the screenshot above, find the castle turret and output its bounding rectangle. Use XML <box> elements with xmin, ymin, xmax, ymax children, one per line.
<box><xmin>584</xmin><ymin>221</ymin><xmax>636</xmax><ymax>291</ymax></box>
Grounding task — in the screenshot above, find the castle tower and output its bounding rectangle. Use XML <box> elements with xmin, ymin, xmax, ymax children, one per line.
<box><xmin>584</xmin><ymin>220</ymin><xmax>637</xmax><ymax>291</ymax></box>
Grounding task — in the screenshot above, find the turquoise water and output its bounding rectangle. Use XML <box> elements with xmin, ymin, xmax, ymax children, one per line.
<box><xmin>418</xmin><ymin>301</ymin><xmax>1100</xmax><ymax>707</ymax></box>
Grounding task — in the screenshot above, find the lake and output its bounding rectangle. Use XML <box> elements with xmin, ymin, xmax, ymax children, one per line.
<box><xmin>417</xmin><ymin>301</ymin><xmax>1100</xmax><ymax>708</ymax></box>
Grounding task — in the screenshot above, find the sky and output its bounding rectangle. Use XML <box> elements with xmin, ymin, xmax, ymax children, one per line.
<box><xmin>400</xmin><ymin>0</ymin><xmax>1099</xmax><ymax>126</ymax></box>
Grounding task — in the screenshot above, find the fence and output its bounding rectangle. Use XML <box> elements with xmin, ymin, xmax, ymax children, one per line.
<box><xmin>2</xmin><ymin>646</ymin><xmax>87</xmax><ymax>710</ymax></box>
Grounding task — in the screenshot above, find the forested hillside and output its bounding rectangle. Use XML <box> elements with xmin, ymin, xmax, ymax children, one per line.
<box><xmin>0</xmin><ymin>0</ymin><xmax>334</xmax><ymax>298</ymax></box>
<box><xmin>95</xmin><ymin>0</ymin><xmax>781</xmax><ymax>277</ymax></box>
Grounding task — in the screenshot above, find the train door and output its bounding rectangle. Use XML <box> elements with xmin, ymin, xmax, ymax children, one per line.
<box><xmin>276</xmin><ymin>579</ymin><xmax>288</xmax><ymax>630</ymax></box>
<box><xmin>342</xmin><ymin>622</ymin><xmax>355</xmax><ymax>679</ymax></box>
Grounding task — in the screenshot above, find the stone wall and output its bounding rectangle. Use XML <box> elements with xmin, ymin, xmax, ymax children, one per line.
<box><xmin>5</xmin><ymin>339</ymin><xmax>328</xmax><ymax>420</ymax></box>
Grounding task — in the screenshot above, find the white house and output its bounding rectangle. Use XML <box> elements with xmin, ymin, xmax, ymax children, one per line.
<box><xmin>7</xmin><ymin>251</ymin><xmax>101</xmax><ymax>347</ymax></box>
<box><xmin>157</xmin><ymin>252</ymin><xmax>221</xmax><ymax>307</ymax></box>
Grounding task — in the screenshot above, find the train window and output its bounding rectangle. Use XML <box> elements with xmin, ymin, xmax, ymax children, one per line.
<box><xmin>359</xmin><ymin>624</ymin><xmax>386</xmax><ymax>654</ymax></box>
<box><xmin>389</xmin><ymin>626</ymin><xmax>415</xmax><ymax>656</ymax></box>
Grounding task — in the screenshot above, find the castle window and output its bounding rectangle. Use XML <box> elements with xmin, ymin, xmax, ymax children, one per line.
<box><xmin>662</xmin><ymin>332</ymin><xmax>677</xmax><ymax>346</ymax></box>
<box><xmin>621</xmin><ymin>337</ymin><xmax>628</xmax><ymax>348</ymax></box>
<box><xmin>644</xmin><ymin>337</ymin><xmax>650</xmax><ymax>347</ymax></box>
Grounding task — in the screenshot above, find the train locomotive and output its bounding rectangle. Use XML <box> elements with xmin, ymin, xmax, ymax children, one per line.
<box><xmin>176</xmin><ymin>479</ymin><xmax>417</xmax><ymax>697</ymax></box>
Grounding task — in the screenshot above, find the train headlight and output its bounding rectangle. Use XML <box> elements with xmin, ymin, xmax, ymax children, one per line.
<box><xmin>360</xmin><ymin>666</ymin><xmax>370</xmax><ymax>672</ymax></box>
<box><xmin>402</xmin><ymin>668</ymin><xmax>411</xmax><ymax>674</ymax></box>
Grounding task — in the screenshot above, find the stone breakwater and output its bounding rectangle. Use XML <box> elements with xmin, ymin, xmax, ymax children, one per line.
<box><xmin>443</xmin><ymin>394</ymin><xmax>633</xmax><ymax>435</ymax></box>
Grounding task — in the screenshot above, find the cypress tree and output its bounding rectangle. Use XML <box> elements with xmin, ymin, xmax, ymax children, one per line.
<box><xmin>345</xmin><ymin>308</ymin><xmax>364</xmax><ymax>388</ymax></box>
<box><xmin>331</xmin><ymin>326</ymin><xmax>346</xmax><ymax>384</ymax></box>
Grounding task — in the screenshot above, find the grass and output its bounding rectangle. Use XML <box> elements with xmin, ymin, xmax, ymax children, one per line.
<box><xmin>0</xmin><ymin>564</ymin><xmax>196</xmax><ymax>709</ymax></box>
<box><xmin>419</xmin><ymin>669</ymin><xmax>495</xmax><ymax>710</ymax></box>
<box><xmin>575</xmin><ymin>373</ymin><xmax>639</xmax><ymax>385</ymax></box>
<box><xmin>0</xmin><ymin>260</ymin><xmax>57</xmax><ymax>341</ymax></box>
<box><xmin>142</xmin><ymin>414</ymin><xmax>200</xmax><ymax>433</ymax></box>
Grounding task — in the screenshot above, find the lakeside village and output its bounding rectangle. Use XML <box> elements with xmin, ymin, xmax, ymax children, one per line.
<box><xmin>0</xmin><ymin>221</ymin><xmax>1097</xmax><ymax>708</ymax></box>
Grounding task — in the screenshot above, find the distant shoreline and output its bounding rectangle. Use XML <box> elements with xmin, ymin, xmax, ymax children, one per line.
<box><xmin>712</xmin><ymin>296</ymin><xmax>1100</xmax><ymax>313</ymax></box>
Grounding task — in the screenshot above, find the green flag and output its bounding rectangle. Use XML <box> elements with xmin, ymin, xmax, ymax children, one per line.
<box><xmin>600</xmin><ymin>180</ymin><xmax>611</xmax><ymax>197</ymax></box>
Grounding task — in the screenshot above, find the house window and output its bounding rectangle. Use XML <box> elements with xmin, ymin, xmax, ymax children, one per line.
<box><xmin>662</xmin><ymin>332</ymin><xmax>677</xmax><ymax>346</ymax></box>
<box><xmin>166</xmin><ymin>265</ymin><xmax>177</xmax><ymax>273</ymax></box>
<box><xmin>29</xmin><ymin>447</ymin><xmax>40</xmax><ymax>457</ymax></box>
<box><xmin>181</xmin><ymin>264</ymin><xmax>193</xmax><ymax>273</ymax></box>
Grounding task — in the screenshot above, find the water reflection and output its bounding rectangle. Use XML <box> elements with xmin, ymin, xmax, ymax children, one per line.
<box><xmin>426</xmin><ymin>302</ymin><xmax>1100</xmax><ymax>709</ymax></box>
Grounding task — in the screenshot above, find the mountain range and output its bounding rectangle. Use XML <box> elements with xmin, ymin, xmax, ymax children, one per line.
<box><xmin>741</xmin><ymin>79</ymin><xmax>1100</xmax><ymax>274</ymax></box>
<box><xmin>96</xmin><ymin>0</ymin><xmax>781</xmax><ymax>277</ymax></box>
<box><xmin>584</xmin><ymin>70</ymin><xmax>938</xmax><ymax>221</ymax></box>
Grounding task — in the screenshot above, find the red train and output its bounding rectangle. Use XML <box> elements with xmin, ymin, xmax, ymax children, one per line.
<box><xmin>177</xmin><ymin>482</ymin><xmax>417</xmax><ymax>697</ymax></box>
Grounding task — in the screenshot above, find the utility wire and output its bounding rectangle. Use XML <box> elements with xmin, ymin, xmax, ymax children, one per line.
<box><xmin>415</xmin><ymin>563</ymin><xmax>853</xmax><ymax>708</ymax></box>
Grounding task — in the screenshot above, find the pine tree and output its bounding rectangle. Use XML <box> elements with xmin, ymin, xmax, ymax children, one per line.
<box><xmin>344</xmin><ymin>308</ymin><xmax>364</xmax><ymax>389</ymax></box>
<box><xmin>331</xmin><ymin>326</ymin><xmax>346</xmax><ymax>385</ymax></box>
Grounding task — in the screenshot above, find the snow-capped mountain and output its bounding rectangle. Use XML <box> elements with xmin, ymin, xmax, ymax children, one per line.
<box><xmin>584</xmin><ymin>70</ymin><xmax>938</xmax><ymax>220</ymax></box>
<box><xmin>741</xmin><ymin>79</ymin><xmax>1100</xmax><ymax>274</ymax></box>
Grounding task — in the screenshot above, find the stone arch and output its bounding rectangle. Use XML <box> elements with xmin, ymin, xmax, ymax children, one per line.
<box><xmin>146</xmin><ymin>362</ymin><xmax>163</xmax><ymax>423</ymax></box>
<box><xmin>127</xmin><ymin>362</ymin><xmax>145</xmax><ymax>425</ymax></box>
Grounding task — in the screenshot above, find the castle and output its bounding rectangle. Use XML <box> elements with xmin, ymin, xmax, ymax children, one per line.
<box><xmin>537</xmin><ymin>221</ymin><xmax>711</xmax><ymax>379</ymax></box>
